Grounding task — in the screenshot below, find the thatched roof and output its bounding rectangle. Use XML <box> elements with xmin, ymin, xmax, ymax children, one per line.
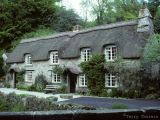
<box><xmin>7</xmin><ymin>20</ymin><xmax>149</xmax><ymax>64</ymax></box>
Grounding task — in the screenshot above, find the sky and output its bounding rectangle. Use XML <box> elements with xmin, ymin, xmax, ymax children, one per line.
<box><xmin>61</xmin><ymin>0</ymin><xmax>83</xmax><ymax>17</ymax></box>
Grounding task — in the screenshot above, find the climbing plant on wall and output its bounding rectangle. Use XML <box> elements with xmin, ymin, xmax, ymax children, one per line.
<box><xmin>80</xmin><ymin>54</ymin><xmax>106</xmax><ymax>95</ymax></box>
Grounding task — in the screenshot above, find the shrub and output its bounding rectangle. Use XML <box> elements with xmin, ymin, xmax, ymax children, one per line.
<box><xmin>46</xmin><ymin>96</ymin><xmax>58</xmax><ymax>102</ymax></box>
<box><xmin>57</xmin><ymin>84</ymin><xmax>67</xmax><ymax>93</ymax></box>
<box><xmin>11</xmin><ymin>104</ymin><xmax>25</xmax><ymax>112</ymax></box>
<box><xmin>0</xmin><ymin>99</ymin><xmax>9</xmax><ymax>111</ymax></box>
<box><xmin>27</xmin><ymin>84</ymin><xmax>36</xmax><ymax>91</ymax></box>
<box><xmin>111</xmin><ymin>103</ymin><xmax>128</xmax><ymax>109</ymax></box>
<box><xmin>16</xmin><ymin>82</ymin><xmax>30</xmax><ymax>90</ymax></box>
<box><xmin>76</xmin><ymin>88</ymin><xmax>89</xmax><ymax>95</ymax></box>
<box><xmin>145</xmin><ymin>93</ymin><xmax>159</xmax><ymax>100</ymax></box>
<box><xmin>99</xmin><ymin>89</ymin><xmax>108</xmax><ymax>97</ymax></box>
<box><xmin>34</xmin><ymin>74</ymin><xmax>48</xmax><ymax>92</ymax></box>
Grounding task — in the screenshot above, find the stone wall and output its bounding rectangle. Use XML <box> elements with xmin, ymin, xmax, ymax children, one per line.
<box><xmin>0</xmin><ymin>108</ymin><xmax>160</xmax><ymax>120</ymax></box>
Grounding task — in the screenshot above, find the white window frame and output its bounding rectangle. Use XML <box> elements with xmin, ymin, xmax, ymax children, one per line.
<box><xmin>52</xmin><ymin>72</ymin><xmax>61</xmax><ymax>83</ymax></box>
<box><xmin>25</xmin><ymin>71</ymin><xmax>33</xmax><ymax>83</ymax></box>
<box><xmin>50</xmin><ymin>51</ymin><xmax>59</xmax><ymax>65</ymax></box>
<box><xmin>79</xmin><ymin>74</ymin><xmax>87</xmax><ymax>87</ymax></box>
<box><xmin>25</xmin><ymin>54</ymin><xmax>32</xmax><ymax>65</ymax></box>
<box><xmin>105</xmin><ymin>74</ymin><xmax>118</xmax><ymax>88</ymax></box>
<box><xmin>81</xmin><ymin>48</ymin><xmax>91</xmax><ymax>62</ymax></box>
<box><xmin>104</xmin><ymin>45</ymin><xmax>117</xmax><ymax>61</ymax></box>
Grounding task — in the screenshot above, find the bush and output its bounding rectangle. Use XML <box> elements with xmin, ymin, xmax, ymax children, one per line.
<box><xmin>145</xmin><ymin>93</ymin><xmax>159</xmax><ymax>100</ymax></box>
<box><xmin>0</xmin><ymin>99</ymin><xmax>9</xmax><ymax>111</ymax></box>
<box><xmin>46</xmin><ymin>96</ymin><xmax>58</xmax><ymax>102</ymax></box>
<box><xmin>111</xmin><ymin>103</ymin><xmax>128</xmax><ymax>109</ymax></box>
<box><xmin>34</xmin><ymin>74</ymin><xmax>48</xmax><ymax>92</ymax></box>
<box><xmin>27</xmin><ymin>84</ymin><xmax>36</xmax><ymax>91</ymax></box>
<box><xmin>16</xmin><ymin>82</ymin><xmax>30</xmax><ymax>90</ymax></box>
<box><xmin>11</xmin><ymin>104</ymin><xmax>25</xmax><ymax>112</ymax></box>
<box><xmin>57</xmin><ymin>84</ymin><xmax>67</xmax><ymax>93</ymax></box>
<box><xmin>99</xmin><ymin>89</ymin><xmax>108</xmax><ymax>97</ymax></box>
<box><xmin>77</xmin><ymin>88</ymin><xmax>89</xmax><ymax>95</ymax></box>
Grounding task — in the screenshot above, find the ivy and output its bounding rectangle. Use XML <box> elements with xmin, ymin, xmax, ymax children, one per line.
<box><xmin>80</xmin><ymin>54</ymin><xmax>106</xmax><ymax>95</ymax></box>
<box><xmin>52</xmin><ymin>65</ymin><xmax>65</xmax><ymax>75</ymax></box>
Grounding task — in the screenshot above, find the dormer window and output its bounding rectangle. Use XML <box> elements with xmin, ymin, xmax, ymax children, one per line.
<box><xmin>104</xmin><ymin>45</ymin><xmax>117</xmax><ymax>61</ymax></box>
<box><xmin>81</xmin><ymin>48</ymin><xmax>91</xmax><ymax>62</ymax></box>
<box><xmin>50</xmin><ymin>51</ymin><xmax>59</xmax><ymax>64</ymax></box>
<box><xmin>25</xmin><ymin>54</ymin><xmax>32</xmax><ymax>65</ymax></box>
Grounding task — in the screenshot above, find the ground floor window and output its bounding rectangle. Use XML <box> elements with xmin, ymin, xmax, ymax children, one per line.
<box><xmin>25</xmin><ymin>71</ymin><xmax>33</xmax><ymax>82</ymax></box>
<box><xmin>79</xmin><ymin>74</ymin><xmax>87</xmax><ymax>87</ymax></box>
<box><xmin>48</xmin><ymin>71</ymin><xmax>61</xmax><ymax>83</ymax></box>
<box><xmin>105</xmin><ymin>73</ymin><xmax>118</xmax><ymax>87</ymax></box>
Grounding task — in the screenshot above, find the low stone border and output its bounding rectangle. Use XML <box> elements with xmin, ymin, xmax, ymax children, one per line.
<box><xmin>0</xmin><ymin>107</ymin><xmax>160</xmax><ymax>120</ymax></box>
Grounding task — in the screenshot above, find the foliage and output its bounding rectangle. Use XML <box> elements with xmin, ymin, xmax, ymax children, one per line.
<box><xmin>0</xmin><ymin>99</ymin><xmax>9</xmax><ymax>112</ymax></box>
<box><xmin>22</xmin><ymin>26</ymin><xmax>56</xmax><ymax>39</ymax></box>
<box><xmin>11</xmin><ymin>104</ymin><xmax>25</xmax><ymax>112</ymax></box>
<box><xmin>0</xmin><ymin>49</ymin><xmax>5</xmax><ymax>78</ymax></box>
<box><xmin>81</xmin><ymin>0</ymin><xmax>141</xmax><ymax>25</ymax></box>
<box><xmin>16</xmin><ymin>83</ymin><xmax>30</xmax><ymax>90</ymax></box>
<box><xmin>0</xmin><ymin>0</ymin><xmax>57</xmax><ymax>50</ymax></box>
<box><xmin>52</xmin><ymin>7</ymin><xmax>83</xmax><ymax>32</ymax></box>
<box><xmin>52</xmin><ymin>65</ymin><xmax>65</xmax><ymax>75</ymax></box>
<box><xmin>0</xmin><ymin>92</ymin><xmax>95</xmax><ymax>111</ymax></box>
<box><xmin>34</xmin><ymin>74</ymin><xmax>48</xmax><ymax>92</ymax></box>
<box><xmin>80</xmin><ymin>54</ymin><xmax>106</xmax><ymax>95</ymax></box>
<box><xmin>46</xmin><ymin>96</ymin><xmax>58</xmax><ymax>102</ymax></box>
<box><xmin>154</xmin><ymin>8</ymin><xmax>160</xmax><ymax>33</ymax></box>
<box><xmin>57</xmin><ymin>84</ymin><xmax>67</xmax><ymax>93</ymax></box>
<box><xmin>111</xmin><ymin>103</ymin><xmax>128</xmax><ymax>109</ymax></box>
<box><xmin>145</xmin><ymin>93</ymin><xmax>159</xmax><ymax>99</ymax></box>
<box><xmin>143</xmin><ymin>34</ymin><xmax>160</xmax><ymax>63</ymax></box>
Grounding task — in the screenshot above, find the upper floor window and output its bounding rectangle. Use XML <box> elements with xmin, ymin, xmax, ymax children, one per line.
<box><xmin>104</xmin><ymin>45</ymin><xmax>117</xmax><ymax>61</ymax></box>
<box><xmin>81</xmin><ymin>48</ymin><xmax>91</xmax><ymax>61</ymax></box>
<box><xmin>79</xmin><ymin>74</ymin><xmax>87</xmax><ymax>87</ymax></box>
<box><xmin>50</xmin><ymin>51</ymin><xmax>59</xmax><ymax>64</ymax></box>
<box><xmin>25</xmin><ymin>54</ymin><xmax>32</xmax><ymax>65</ymax></box>
<box><xmin>25</xmin><ymin>71</ymin><xmax>33</xmax><ymax>82</ymax></box>
<box><xmin>105</xmin><ymin>73</ymin><xmax>118</xmax><ymax>88</ymax></box>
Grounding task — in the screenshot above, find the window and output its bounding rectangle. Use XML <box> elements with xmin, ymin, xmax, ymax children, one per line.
<box><xmin>79</xmin><ymin>74</ymin><xmax>87</xmax><ymax>87</ymax></box>
<box><xmin>25</xmin><ymin>54</ymin><xmax>32</xmax><ymax>65</ymax></box>
<box><xmin>25</xmin><ymin>71</ymin><xmax>33</xmax><ymax>82</ymax></box>
<box><xmin>81</xmin><ymin>48</ymin><xmax>91</xmax><ymax>61</ymax></box>
<box><xmin>104</xmin><ymin>45</ymin><xmax>117</xmax><ymax>61</ymax></box>
<box><xmin>105</xmin><ymin>74</ymin><xmax>118</xmax><ymax>87</ymax></box>
<box><xmin>50</xmin><ymin>51</ymin><xmax>59</xmax><ymax>64</ymax></box>
<box><xmin>52</xmin><ymin>72</ymin><xmax>61</xmax><ymax>83</ymax></box>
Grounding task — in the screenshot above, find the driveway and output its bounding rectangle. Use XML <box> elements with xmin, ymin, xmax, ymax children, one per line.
<box><xmin>61</xmin><ymin>97</ymin><xmax>160</xmax><ymax>109</ymax></box>
<box><xmin>0</xmin><ymin>88</ymin><xmax>81</xmax><ymax>102</ymax></box>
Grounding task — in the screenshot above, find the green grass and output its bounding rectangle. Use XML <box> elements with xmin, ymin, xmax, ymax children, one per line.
<box><xmin>111</xmin><ymin>103</ymin><xmax>128</xmax><ymax>109</ymax></box>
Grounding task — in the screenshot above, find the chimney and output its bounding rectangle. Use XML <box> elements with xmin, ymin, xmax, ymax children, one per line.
<box><xmin>73</xmin><ymin>25</ymin><xmax>81</xmax><ymax>32</ymax></box>
<box><xmin>137</xmin><ymin>3</ymin><xmax>154</xmax><ymax>34</ymax></box>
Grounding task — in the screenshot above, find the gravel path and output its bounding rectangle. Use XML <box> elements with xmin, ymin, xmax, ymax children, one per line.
<box><xmin>61</xmin><ymin>97</ymin><xmax>160</xmax><ymax>109</ymax></box>
<box><xmin>0</xmin><ymin>88</ymin><xmax>81</xmax><ymax>102</ymax></box>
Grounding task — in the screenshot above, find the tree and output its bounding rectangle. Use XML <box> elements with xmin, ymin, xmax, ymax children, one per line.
<box><xmin>143</xmin><ymin>34</ymin><xmax>160</xmax><ymax>63</ymax></box>
<box><xmin>52</xmin><ymin>8</ymin><xmax>83</xmax><ymax>32</ymax></box>
<box><xmin>148</xmin><ymin>0</ymin><xmax>160</xmax><ymax>33</ymax></box>
<box><xmin>81</xmin><ymin>0</ymin><xmax>142</xmax><ymax>25</ymax></box>
<box><xmin>0</xmin><ymin>0</ymin><xmax>57</xmax><ymax>50</ymax></box>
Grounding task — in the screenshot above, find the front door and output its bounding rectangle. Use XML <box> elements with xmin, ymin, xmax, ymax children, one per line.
<box><xmin>69</xmin><ymin>73</ymin><xmax>76</xmax><ymax>93</ymax></box>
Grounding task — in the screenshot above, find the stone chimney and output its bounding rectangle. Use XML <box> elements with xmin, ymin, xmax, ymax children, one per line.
<box><xmin>73</xmin><ymin>25</ymin><xmax>81</xmax><ymax>32</ymax></box>
<box><xmin>137</xmin><ymin>3</ymin><xmax>154</xmax><ymax>34</ymax></box>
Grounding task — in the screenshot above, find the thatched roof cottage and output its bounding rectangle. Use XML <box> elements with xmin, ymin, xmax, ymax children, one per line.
<box><xmin>4</xmin><ymin>7</ymin><xmax>153</xmax><ymax>93</ymax></box>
